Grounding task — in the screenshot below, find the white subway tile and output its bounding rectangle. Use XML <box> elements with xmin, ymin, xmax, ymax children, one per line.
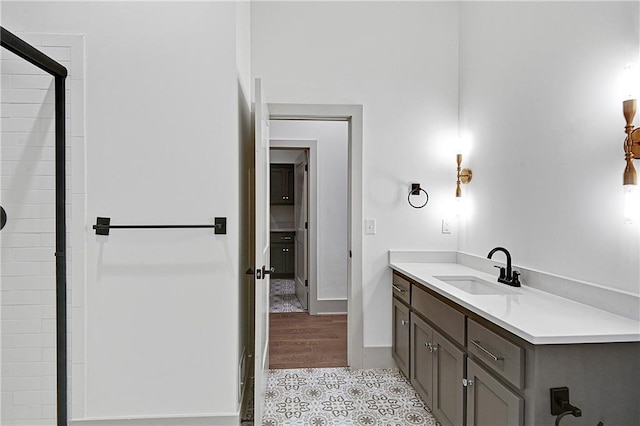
<box><xmin>1</xmin><ymin>347</ymin><xmax>42</xmax><ymax>362</ymax></box>
<box><xmin>1</xmin><ymin>319</ymin><xmax>42</xmax><ymax>334</ymax></box>
<box><xmin>0</xmin><ymin>276</ymin><xmax>54</xmax><ymax>291</ymax></box>
<box><xmin>11</xmin><ymin>103</ymin><xmax>55</xmax><ymax>119</ymax></box>
<box><xmin>2</xmin><ymin>376</ymin><xmax>42</xmax><ymax>391</ymax></box>
<box><xmin>0</xmin><ymin>234</ymin><xmax>43</xmax><ymax>248</ymax></box>
<box><xmin>1</xmin><ymin>89</ymin><xmax>55</xmax><ymax>104</ymax></box>
<box><xmin>13</xmin><ymin>390</ymin><xmax>56</xmax><ymax>405</ymax></box>
<box><xmin>2</xmin><ymin>131</ymin><xmax>55</xmax><ymax>147</ymax></box>
<box><xmin>9</xmin><ymin>306</ymin><xmax>55</xmax><ymax>320</ymax></box>
<box><xmin>1</xmin><ymin>290</ymin><xmax>54</xmax><ymax>305</ymax></box>
<box><xmin>2</xmin><ymin>146</ymin><xmax>56</xmax><ymax>162</ymax></box>
<box><xmin>1</xmin><ymin>403</ymin><xmax>43</xmax><ymax>420</ymax></box>
<box><xmin>1</xmin><ymin>334</ymin><xmax>56</xmax><ymax>349</ymax></box>
<box><xmin>1</xmin><ymin>117</ymin><xmax>43</xmax><ymax>133</ymax></box>
<box><xmin>11</xmin><ymin>75</ymin><xmax>55</xmax><ymax>90</ymax></box>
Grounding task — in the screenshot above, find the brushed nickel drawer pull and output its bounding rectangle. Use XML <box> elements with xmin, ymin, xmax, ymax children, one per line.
<box><xmin>392</xmin><ymin>284</ymin><xmax>406</xmax><ymax>293</ymax></box>
<box><xmin>471</xmin><ymin>340</ymin><xmax>503</xmax><ymax>361</ymax></box>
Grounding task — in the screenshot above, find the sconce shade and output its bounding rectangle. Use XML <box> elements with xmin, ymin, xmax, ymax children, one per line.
<box><xmin>624</xmin><ymin>159</ymin><xmax>637</xmax><ymax>185</ymax></box>
<box><xmin>623</xmin><ymin>99</ymin><xmax>636</xmax><ymax>124</ymax></box>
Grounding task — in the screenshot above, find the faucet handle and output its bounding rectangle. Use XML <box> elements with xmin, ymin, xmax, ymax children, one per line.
<box><xmin>512</xmin><ymin>271</ymin><xmax>521</xmax><ymax>287</ymax></box>
<box><xmin>493</xmin><ymin>265</ymin><xmax>506</xmax><ymax>279</ymax></box>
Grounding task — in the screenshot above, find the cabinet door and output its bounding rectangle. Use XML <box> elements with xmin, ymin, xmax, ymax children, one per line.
<box><xmin>410</xmin><ymin>313</ymin><xmax>434</xmax><ymax>408</ymax></box>
<box><xmin>271</xmin><ymin>243</ymin><xmax>294</xmax><ymax>278</ymax></box>
<box><xmin>433</xmin><ymin>330</ymin><xmax>465</xmax><ymax>426</ymax></box>
<box><xmin>270</xmin><ymin>165</ymin><xmax>294</xmax><ymax>205</ymax></box>
<box><xmin>392</xmin><ymin>297</ymin><xmax>410</xmax><ymax>377</ymax></box>
<box><xmin>466</xmin><ymin>358</ymin><xmax>523</xmax><ymax>426</ymax></box>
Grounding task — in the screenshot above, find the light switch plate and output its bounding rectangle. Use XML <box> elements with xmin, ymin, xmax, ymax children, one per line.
<box><xmin>442</xmin><ymin>219</ymin><xmax>452</xmax><ymax>234</ymax></box>
<box><xmin>365</xmin><ymin>219</ymin><xmax>376</xmax><ymax>235</ymax></box>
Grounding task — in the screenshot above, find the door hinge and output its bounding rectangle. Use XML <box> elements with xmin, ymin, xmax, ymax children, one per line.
<box><xmin>305</xmin><ymin>279</ymin><xmax>308</xmax><ymax>287</ymax></box>
<box><xmin>305</xmin><ymin>222</ymin><xmax>308</xmax><ymax>229</ymax></box>
<box><xmin>349</xmin><ymin>250</ymin><xmax>352</xmax><ymax>258</ymax></box>
<box><xmin>304</xmin><ymin>164</ymin><xmax>308</xmax><ymax>172</ymax></box>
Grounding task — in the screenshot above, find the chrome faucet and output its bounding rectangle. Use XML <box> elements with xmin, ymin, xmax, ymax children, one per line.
<box><xmin>487</xmin><ymin>247</ymin><xmax>521</xmax><ymax>287</ymax></box>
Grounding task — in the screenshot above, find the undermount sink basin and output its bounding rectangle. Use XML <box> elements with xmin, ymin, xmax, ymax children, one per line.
<box><xmin>433</xmin><ymin>275</ymin><xmax>517</xmax><ymax>295</ymax></box>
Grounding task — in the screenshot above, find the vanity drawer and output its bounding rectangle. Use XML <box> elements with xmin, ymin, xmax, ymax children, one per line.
<box><xmin>392</xmin><ymin>273</ymin><xmax>411</xmax><ymax>305</ymax></box>
<box><xmin>467</xmin><ymin>319</ymin><xmax>524</xmax><ymax>389</ymax></box>
<box><xmin>412</xmin><ymin>285</ymin><xmax>465</xmax><ymax>346</ymax></box>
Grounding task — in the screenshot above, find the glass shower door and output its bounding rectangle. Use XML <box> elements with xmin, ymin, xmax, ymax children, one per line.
<box><xmin>1</xmin><ymin>45</ymin><xmax>59</xmax><ymax>426</ymax></box>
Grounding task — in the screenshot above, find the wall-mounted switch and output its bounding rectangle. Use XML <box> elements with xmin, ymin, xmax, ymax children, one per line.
<box><xmin>442</xmin><ymin>219</ymin><xmax>452</xmax><ymax>234</ymax></box>
<box><xmin>365</xmin><ymin>219</ymin><xmax>376</xmax><ymax>235</ymax></box>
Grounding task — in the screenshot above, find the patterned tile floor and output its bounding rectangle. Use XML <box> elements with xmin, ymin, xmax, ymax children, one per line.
<box><xmin>271</xmin><ymin>279</ymin><xmax>305</xmax><ymax>313</ymax></box>
<box><xmin>262</xmin><ymin>367</ymin><xmax>440</xmax><ymax>426</ymax></box>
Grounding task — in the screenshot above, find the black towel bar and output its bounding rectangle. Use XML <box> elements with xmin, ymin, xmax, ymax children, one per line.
<box><xmin>93</xmin><ymin>216</ymin><xmax>226</xmax><ymax>235</ymax></box>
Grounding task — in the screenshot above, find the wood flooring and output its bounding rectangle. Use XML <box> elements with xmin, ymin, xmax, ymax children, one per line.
<box><xmin>269</xmin><ymin>312</ymin><xmax>347</xmax><ymax>369</ymax></box>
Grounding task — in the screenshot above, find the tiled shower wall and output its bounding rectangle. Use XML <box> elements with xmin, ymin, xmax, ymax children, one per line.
<box><xmin>1</xmin><ymin>34</ymin><xmax>85</xmax><ymax>425</ymax></box>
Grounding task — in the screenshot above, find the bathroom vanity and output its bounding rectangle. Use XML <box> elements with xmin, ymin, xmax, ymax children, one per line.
<box><xmin>390</xmin><ymin>259</ymin><xmax>640</xmax><ymax>426</ymax></box>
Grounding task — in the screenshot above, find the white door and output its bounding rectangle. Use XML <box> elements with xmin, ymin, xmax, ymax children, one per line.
<box><xmin>253</xmin><ymin>78</ymin><xmax>271</xmax><ymax>423</ymax></box>
<box><xmin>294</xmin><ymin>151</ymin><xmax>309</xmax><ymax>310</ymax></box>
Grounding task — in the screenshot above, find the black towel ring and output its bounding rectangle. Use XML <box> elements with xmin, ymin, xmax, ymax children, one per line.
<box><xmin>0</xmin><ymin>206</ymin><xmax>6</xmax><ymax>231</ymax></box>
<box><xmin>408</xmin><ymin>186</ymin><xmax>429</xmax><ymax>209</ymax></box>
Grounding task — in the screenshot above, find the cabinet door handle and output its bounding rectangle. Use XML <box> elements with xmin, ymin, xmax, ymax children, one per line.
<box><xmin>392</xmin><ymin>285</ymin><xmax>406</xmax><ymax>293</ymax></box>
<box><xmin>401</xmin><ymin>320</ymin><xmax>408</xmax><ymax>326</ymax></box>
<box><xmin>281</xmin><ymin>236</ymin><xmax>292</xmax><ymax>240</ymax></box>
<box><xmin>462</xmin><ymin>378</ymin><xmax>474</xmax><ymax>387</ymax></box>
<box><xmin>471</xmin><ymin>340</ymin><xmax>503</xmax><ymax>361</ymax></box>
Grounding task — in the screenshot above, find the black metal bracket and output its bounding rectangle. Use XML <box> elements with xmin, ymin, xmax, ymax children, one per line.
<box><xmin>93</xmin><ymin>216</ymin><xmax>227</xmax><ymax>236</ymax></box>
<box><xmin>408</xmin><ymin>183</ymin><xmax>429</xmax><ymax>209</ymax></box>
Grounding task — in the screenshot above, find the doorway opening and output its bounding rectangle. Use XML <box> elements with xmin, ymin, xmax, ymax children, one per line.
<box><xmin>269</xmin><ymin>148</ymin><xmax>309</xmax><ymax>314</ymax></box>
<box><xmin>267</xmin><ymin>120</ymin><xmax>350</xmax><ymax>369</ymax></box>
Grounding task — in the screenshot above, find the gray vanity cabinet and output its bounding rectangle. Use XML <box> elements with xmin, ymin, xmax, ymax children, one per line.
<box><xmin>392</xmin><ymin>297</ymin><xmax>410</xmax><ymax>377</ymax></box>
<box><xmin>392</xmin><ymin>270</ymin><xmax>640</xmax><ymax>426</ymax></box>
<box><xmin>466</xmin><ymin>358</ymin><xmax>523</xmax><ymax>426</ymax></box>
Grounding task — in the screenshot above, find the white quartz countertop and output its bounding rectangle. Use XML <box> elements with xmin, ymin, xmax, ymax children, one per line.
<box><xmin>390</xmin><ymin>262</ymin><xmax>640</xmax><ymax>345</ymax></box>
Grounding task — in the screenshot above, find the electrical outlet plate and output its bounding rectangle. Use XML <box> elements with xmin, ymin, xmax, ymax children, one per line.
<box><xmin>365</xmin><ymin>219</ymin><xmax>376</xmax><ymax>235</ymax></box>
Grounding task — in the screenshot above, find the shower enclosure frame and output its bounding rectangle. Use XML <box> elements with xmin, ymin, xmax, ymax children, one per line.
<box><xmin>1</xmin><ymin>27</ymin><xmax>69</xmax><ymax>425</ymax></box>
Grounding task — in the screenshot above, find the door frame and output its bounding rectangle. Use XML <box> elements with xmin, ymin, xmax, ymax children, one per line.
<box><xmin>268</xmin><ymin>104</ymin><xmax>364</xmax><ymax>368</ymax></box>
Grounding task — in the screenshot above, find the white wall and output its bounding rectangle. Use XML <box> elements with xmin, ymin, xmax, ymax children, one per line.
<box><xmin>2</xmin><ymin>1</ymin><xmax>247</xmax><ymax>421</ymax></box>
<box><xmin>252</xmin><ymin>1</ymin><xmax>459</xmax><ymax>347</ymax></box>
<box><xmin>458</xmin><ymin>1</ymin><xmax>640</xmax><ymax>295</ymax></box>
<box><xmin>270</xmin><ymin>121</ymin><xmax>349</xmax><ymax>301</ymax></box>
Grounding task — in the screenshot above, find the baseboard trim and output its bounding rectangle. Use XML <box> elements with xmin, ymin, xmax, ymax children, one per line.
<box><xmin>363</xmin><ymin>345</ymin><xmax>395</xmax><ymax>369</ymax></box>
<box><xmin>71</xmin><ymin>413</ymin><xmax>239</xmax><ymax>426</ymax></box>
<box><xmin>314</xmin><ymin>298</ymin><xmax>347</xmax><ymax>315</ymax></box>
